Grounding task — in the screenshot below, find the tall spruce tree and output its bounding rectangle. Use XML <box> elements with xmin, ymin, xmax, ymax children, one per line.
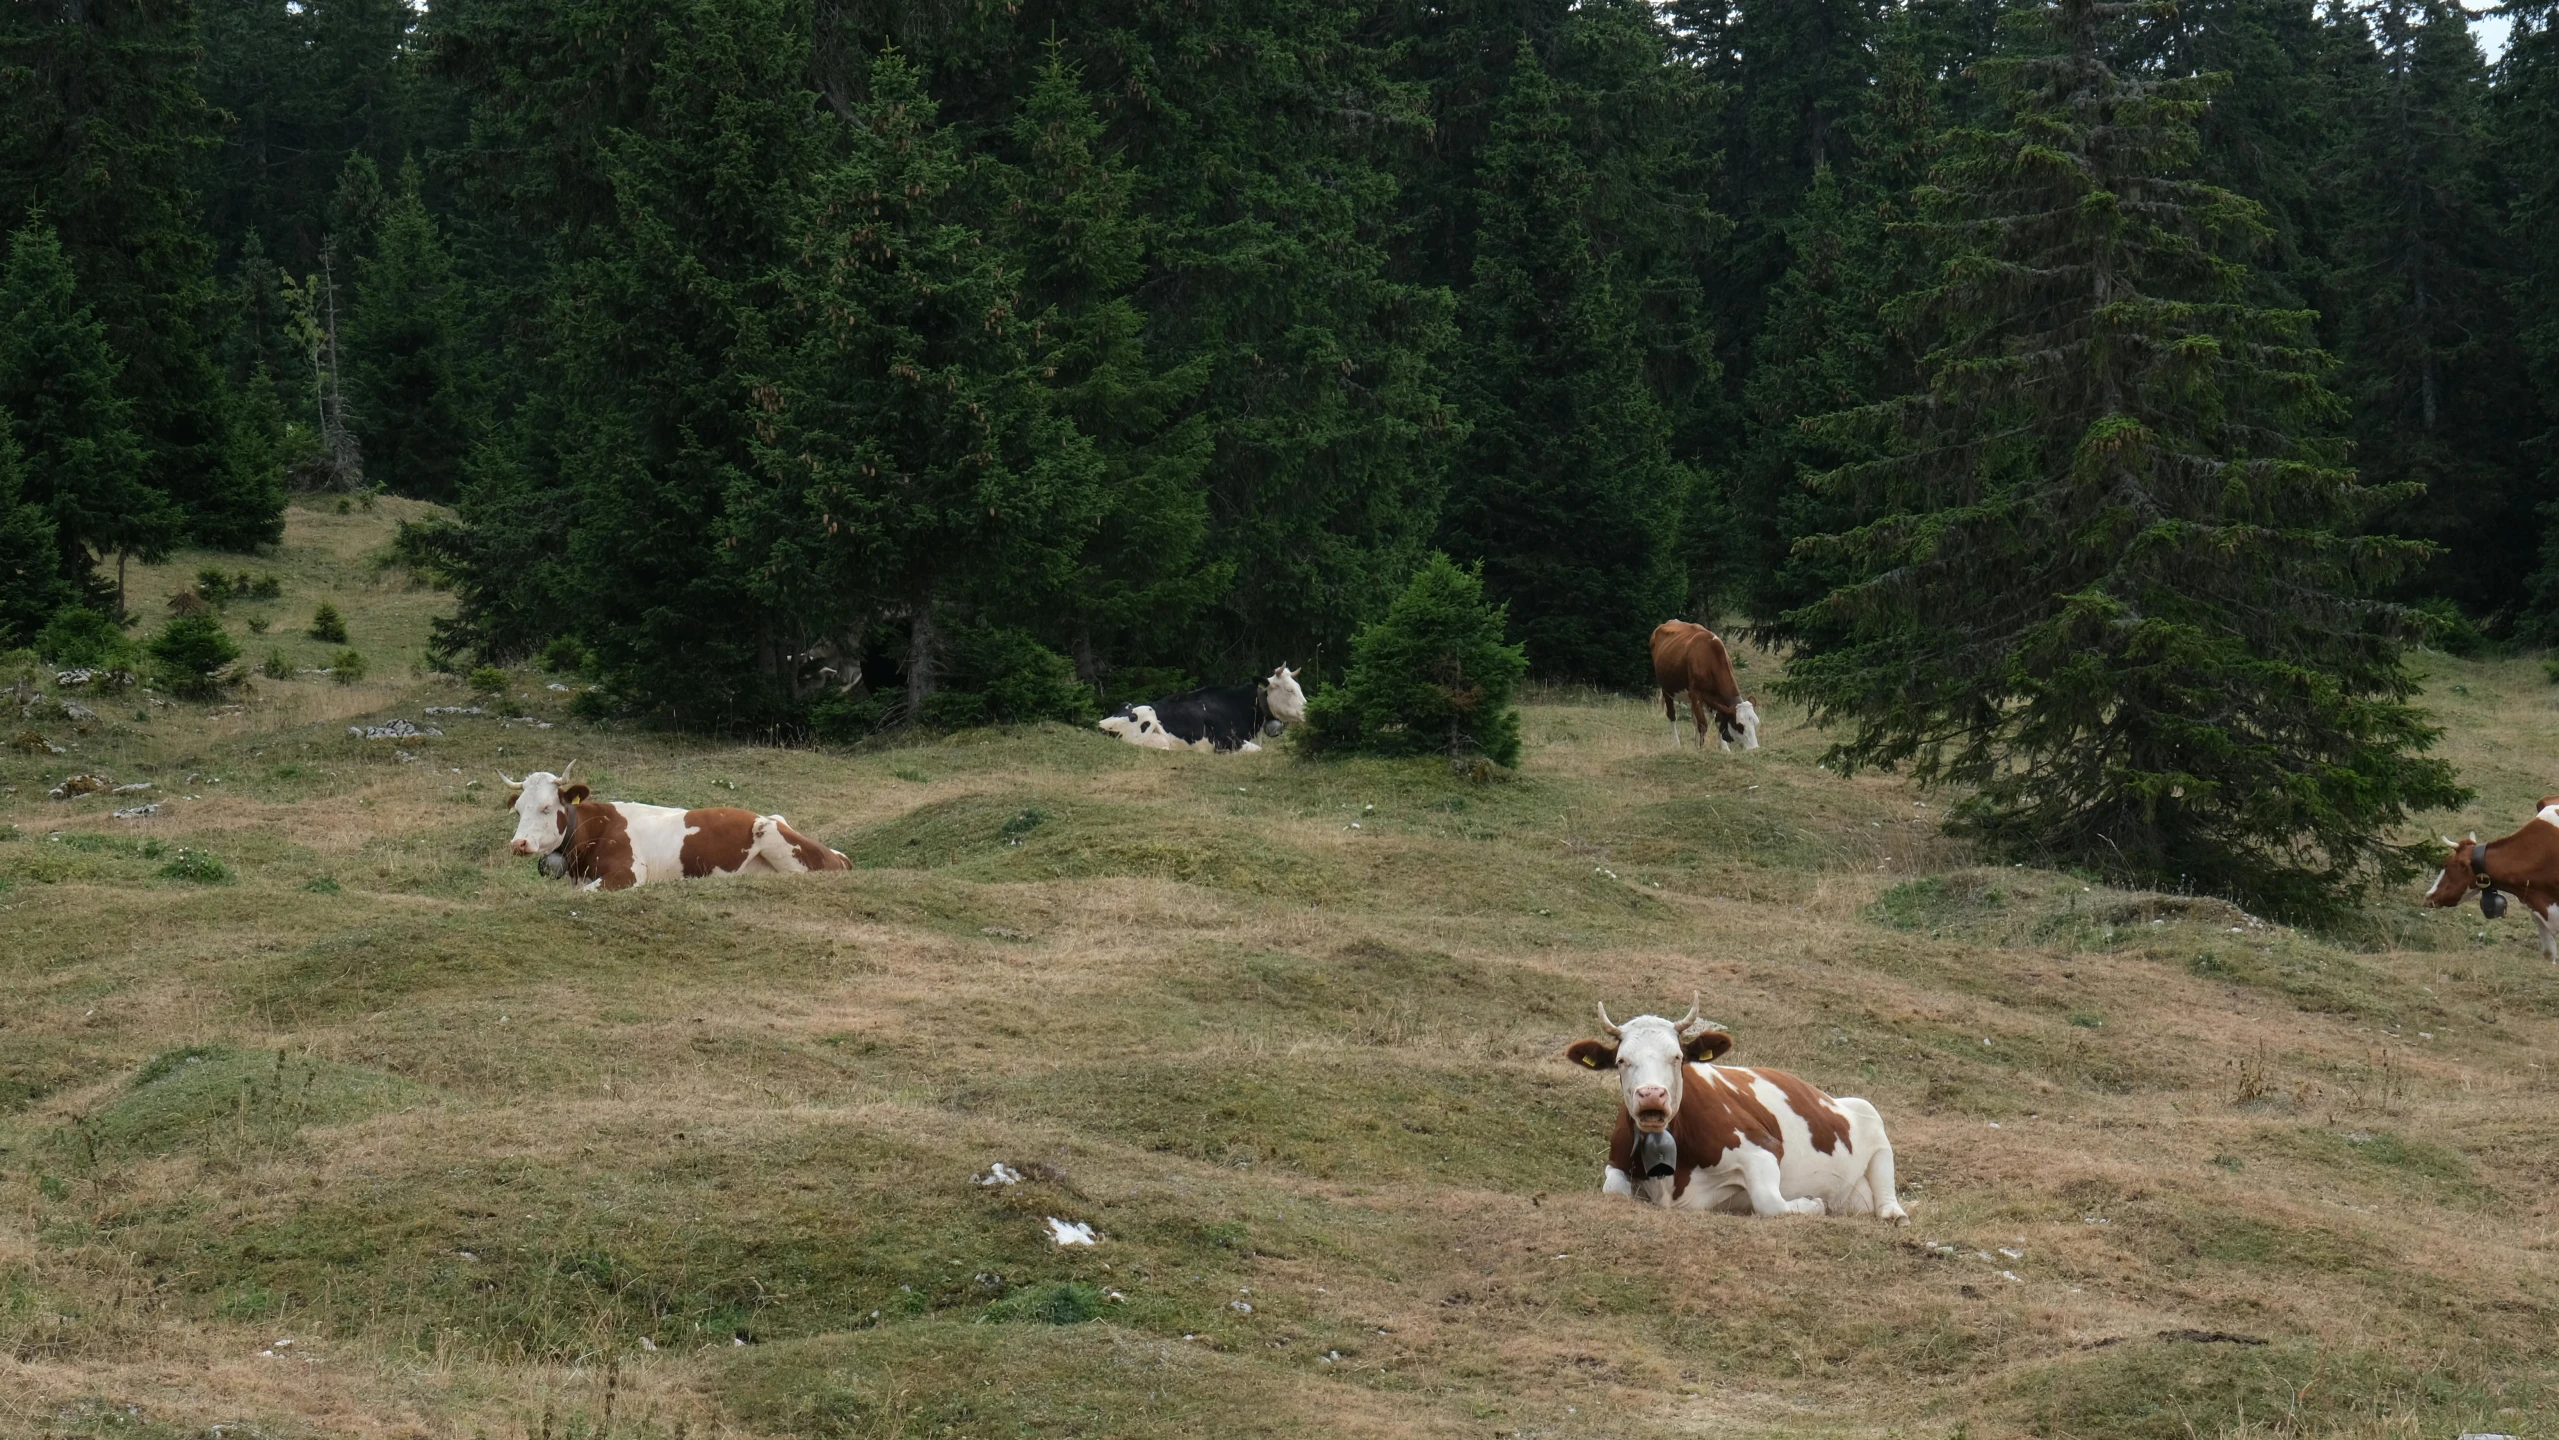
<box><xmin>348</xmin><ymin>160</ymin><xmax>468</xmax><ymax>499</ymax></box>
<box><xmin>1731</xmin><ymin>12</ymin><xmax>1943</xmax><ymax>622</ymax></box>
<box><xmin>2505</xmin><ymin>2</ymin><xmax>2559</xmax><ymax>637</ymax></box>
<box><xmin>2326</xmin><ymin>0</ymin><xmax>2540</xmax><ymax>621</ymax></box>
<box><xmin>0</xmin><ymin>220</ymin><xmax>177</xmax><ymax>615</ymax></box>
<box><xmin>0</xmin><ymin>0</ymin><xmax>280</xmax><ymax>552</ymax></box>
<box><xmin>1782</xmin><ymin>0</ymin><xmax>2464</xmax><ymax>913</ymax></box>
<box><xmin>428</xmin><ymin>0</ymin><xmax>829</xmax><ymax>719</ymax></box>
<box><xmin>1441</xmin><ymin>40</ymin><xmax>1688</xmax><ymax>684</ymax></box>
<box><xmin>996</xmin><ymin>49</ymin><xmax>1215</xmax><ymax>689</ymax></box>
<box><xmin>743</xmin><ymin>48</ymin><xmax>1103</xmax><ymax>720</ymax></box>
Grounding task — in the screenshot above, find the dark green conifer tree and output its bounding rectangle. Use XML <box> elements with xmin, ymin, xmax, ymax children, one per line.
<box><xmin>0</xmin><ymin>220</ymin><xmax>177</xmax><ymax>616</ymax></box>
<box><xmin>348</xmin><ymin>161</ymin><xmax>468</xmax><ymax>498</ymax></box>
<box><xmin>2326</xmin><ymin>0</ymin><xmax>2540</xmax><ymax>620</ymax></box>
<box><xmin>0</xmin><ymin>0</ymin><xmax>279</xmax><ymax>552</ymax></box>
<box><xmin>1440</xmin><ymin>41</ymin><xmax>1688</xmax><ymax>684</ymax></box>
<box><xmin>0</xmin><ymin>426</ymin><xmax>67</xmax><ymax>646</ymax></box>
<box><xmin>744</xmin><ymin>48</ymin><xmax>1102</xmax><ymax>721</ymax></box>
<box><xmin>1730</xmin><ymin>13</ymin><xmax>1942</xmax><ymax>623</ymax></box>
<box><xmin>2505</xmin><ymin>4</ymin><xmax>2559</xmax><ymax>635</ymax></box>
<box><xmin>429</xmin><ymin>0</ymin><xmax>829</xmax><ymax>719</ymax></box>
<box><xmin>1782</xmin><ymin>0</ymin><xmax>2465</xmax><ymax>912</ymax></box>
<box><xmin>995</xmin><ymin>48</ymin><xmax>1215</xmax><ymax>690</ymax></box>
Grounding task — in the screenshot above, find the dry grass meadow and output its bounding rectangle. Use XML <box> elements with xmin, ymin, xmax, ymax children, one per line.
<box><xmin>4</xmin><ymin>499</ymin><xmax>2558</xmax><ymax>1439</ymax></box>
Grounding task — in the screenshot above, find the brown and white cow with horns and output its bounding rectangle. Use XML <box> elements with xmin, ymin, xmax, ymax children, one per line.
<box><xmin>1566</xmin><ymin>1000</ymin><xmax>1906</xmax><ymax>1220</ymax></box>
<box><xmin>2421</xmin><ymin>798</ymin><xmax>2559</xmax><ymax>960</ymax></box>
<box><xmin>502</xmin><ymin>767</ymin><xmax>848</xmax><ymax>891</ymax></box>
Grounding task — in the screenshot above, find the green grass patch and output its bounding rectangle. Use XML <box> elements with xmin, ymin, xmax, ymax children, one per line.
<box><xmin>73</xmin><ymin>1044</ymin><xmax>426</xmax><ymax>1160</ymax></box>
<box><xmin>1999</xmin><ymin>1335</ymin><xmax>2514</xmax><ymax>1440</ymax></box>
<box><xmin>722</xmin><ymin>1323</ymin><xmax>1307</xmax><ymax>1439</ymax></box>
<box><xmin>1873</xmin><ymin>872</ymin><xmax>2008</xmax><ymax>932</ymax></box>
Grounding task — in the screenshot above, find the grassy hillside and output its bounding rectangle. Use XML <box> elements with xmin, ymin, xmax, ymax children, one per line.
<box><xmin>4</xmin><ymin>500</ymin><xmax>2557</xmax><ymax>1439</ymax></box>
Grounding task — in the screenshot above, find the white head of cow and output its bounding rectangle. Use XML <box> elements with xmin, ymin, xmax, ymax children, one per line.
<box><xmin>1719</xmin><ymin>700</ymin><xmax>1760</xmax><ymax>757</ymax></box>
<box><xmin>1264</xmin><ymin>664</ymin><xmax>1307</xmax><ymax>726</ymax></box>
<box><xmin>1565</xmin><ymin>998</ymin><xmax>1734</xmax><ymax>1134</ymax></box>
<box><xmin>501</xmin><ymin>763</ymin><xmax>589</xmax><ymax>856</ymax></box>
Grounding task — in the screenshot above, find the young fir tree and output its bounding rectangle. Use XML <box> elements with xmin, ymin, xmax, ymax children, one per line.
<box><xmin>1300</xmin><ymin>553</ymin><xmax>1527</xmax><ymax>768</ymax></box>
<box><xmin>1782</xmin><ymin>0</ymin><xmax>2465</xmax><ymax>913</ymax></box>
<box><xmin>0</xmin><ymin>220</ymin><xmax>177</xmax><ymax>616</ymax></box>
<box><xmin>996</xmin><ymin>48</ymin><xmax>1215</xmax><ymax>688</ymax></box>
<box><xmin>1440</xmin><ymin>40</ymin><xmax>1688</xmax><ymax>686</ymax></box>
<box><xmin>0</xmin><ymin>426</ymin><xmax>66</xmax><ymax>647</ymax></box>
<box><xmin>348</xmin><ymin>160</ymin><xmax>468</xmax><ymax>499</ymax></box>
<box><xmin>744</xmin><ymin>48</ymin><xmax>1102</xmax><ymax>722</ymax></box>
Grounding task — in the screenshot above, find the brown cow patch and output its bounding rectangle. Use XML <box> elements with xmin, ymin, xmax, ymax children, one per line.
<box><xmin>1609</xmin><ymin>1062</ymin><xmax>1793</xmax><ymax>1201</ymax></box>
<box><xmin>680</xmin><ymin>808</ymin><xmax>762</xmax><ymax>877</ymax></box>
<box><xmin>769</xmin><ymin>817</ymin><xmax>848</xmax><ymax>872</ymax></box>
<box><xmin>1755</xmin><ymin>1068</ymin><xmax>1854</xmax><ymax>1156</ymax></box>
<box><xmin>564</xmin><ymin>804</ymin><xmax>637</xmax><ymax>890</ymax></box>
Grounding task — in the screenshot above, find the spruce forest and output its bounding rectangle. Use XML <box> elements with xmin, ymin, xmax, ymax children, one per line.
<box><xmin>8</xmin><ymin>0</ymin><xmax>2559</xmax><ymax>909</ymax></box>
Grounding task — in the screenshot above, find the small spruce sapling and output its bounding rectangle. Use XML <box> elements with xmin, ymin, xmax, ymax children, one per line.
<box><xmin>149</xmin><ymin>616</ymin><xmax>241</xmax><ymax>699</ymax></box>
<box><xmin>307</xmin><ymin>602</ymin><xmax>347</xmax><ymax>643</ymax></box>
<box><xmin>1301</xmin><ymin>554</ymin><xmax>1527</xmax><ymax>768</ymax></box>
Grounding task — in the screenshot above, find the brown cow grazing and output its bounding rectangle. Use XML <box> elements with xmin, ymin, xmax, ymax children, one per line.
<box><xmin>2423</xmin><ymin>803</ymin><xmax>2559</xmax><ymax>960</ymax></box>
<box><xmin>502</xmin><ymin>768</ymin><xmax>848</xmax><ymax>891</ymax></box>
<box><xmin>1650</xmin><ymin>620</ymin><xmax>1760</xmax><ymax>750</ymax></box>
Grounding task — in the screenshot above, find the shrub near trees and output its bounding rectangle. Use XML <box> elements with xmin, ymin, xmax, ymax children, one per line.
<box><xmin>1302</xmin><ymin>555</ymin><xmax>1527</xmax><ymax>770</ymax></box>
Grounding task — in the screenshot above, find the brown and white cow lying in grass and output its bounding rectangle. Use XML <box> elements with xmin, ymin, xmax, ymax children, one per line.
<box><xmin>1567</xmin><ymin>1000</ymin><xmax>1906</xmax><ymax>1221</ymax></box>
<box><xmin>503</xmin><ymin>768</ymin><xmax>848</xmax><ymax>891</ymax></box>
<box><xmin>2423</xmin><ymin>799</ymin><xmax>2559</xmax><ymax>960</ymax></box>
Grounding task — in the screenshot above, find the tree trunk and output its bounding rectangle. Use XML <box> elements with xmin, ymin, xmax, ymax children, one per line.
<box><xmin>906</xmin><ymin>602</ymin><xmax>937</xmax><ymax>720</ymax></box>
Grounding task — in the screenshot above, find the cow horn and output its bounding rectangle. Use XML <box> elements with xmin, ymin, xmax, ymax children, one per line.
<box><xmin>2469</xmin><ymin>831</ymin><xmax>2478</xmax><ymax>843</ymax></box>
<box><xmin>1595</xmin><ymin>1002</ymin><xmax>1622</xmax><ymax>1039</ymax></box>
<box><xmin>1674</xmin><ymin>994</ymin><xmax>1707</xmax><ymax>1037</ymax></box>
<box><xmin>498</xmin><ymin>772</ymin><xmax>519</xmax><ymax>786</ymax></box>
<box><xmin>2442</xmin><ymin>834</ymin><xmax>2459</xmax><ymax>848</ymax></box>
<box><xmin>561</xmin><ymin>759</ymin><xmax>577</xmax><ymax>780</ymax></box>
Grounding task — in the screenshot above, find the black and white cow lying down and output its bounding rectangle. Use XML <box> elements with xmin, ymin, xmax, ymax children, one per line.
<box><xmin>1100</xmin><ymin>664</ymin><xmax>1306</xmax><ymax>753</ymax></box>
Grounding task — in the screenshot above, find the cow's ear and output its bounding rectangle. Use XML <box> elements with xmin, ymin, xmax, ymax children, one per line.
<box><xmin>505</xmin><ymin>789</ymin><xmax>522</xmax><ymax>810</ymax></box>
<box><xmin>559</xmin><ymin>784</ymin><xmax>591</xmax><ymax>805</ymax></box>
<box><xmin>1565</xmin><ymin>1040</ymin><xmax>1618</xmax><ymax>1071</ymax></box>
<box><xmin>1682</xmin><ymin>1029</ymin><xmax>1734</xmax><ymax>1063</ymax></box>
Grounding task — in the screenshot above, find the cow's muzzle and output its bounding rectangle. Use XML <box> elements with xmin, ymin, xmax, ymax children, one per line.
<box><xmin>509</xmin><ymin>839</ymin><xmax>537</xmax><ymax>856</ymax></box>
<box><xmin>1632</xmin><ymin>1086</ymin><xmax>1671</xmax><ymax>1133</ymax></box>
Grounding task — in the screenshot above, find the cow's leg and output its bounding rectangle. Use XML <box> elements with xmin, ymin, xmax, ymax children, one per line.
<box><xmin>1603</xmin><ymin>1165</ymin><xmax>1633</xmax><ymax>1198</ymax></box>
<box><xmin>1864</xmin><ymin>1143</ymin><xmax>1909</xmax><ymax>1223</ymax></box>
<box><xmin>1735</xmin><ymin>1147</ymin><xmax>1825</xmax><ymax>1216</ymax></box>
<box><xmin>2537</xmin><ymin>904</ymin><xmax>2559</xmax><ymax>961</ymax></box>
<box><xmin>1663</xmin><ymin>690</ymin><xmax>1681</xmax><ymax>747</ymax></box>
<box><xmin>1690</xmin><ymin>685</ymin><xmax>1714</xmax><ymax>747</ymax></box>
